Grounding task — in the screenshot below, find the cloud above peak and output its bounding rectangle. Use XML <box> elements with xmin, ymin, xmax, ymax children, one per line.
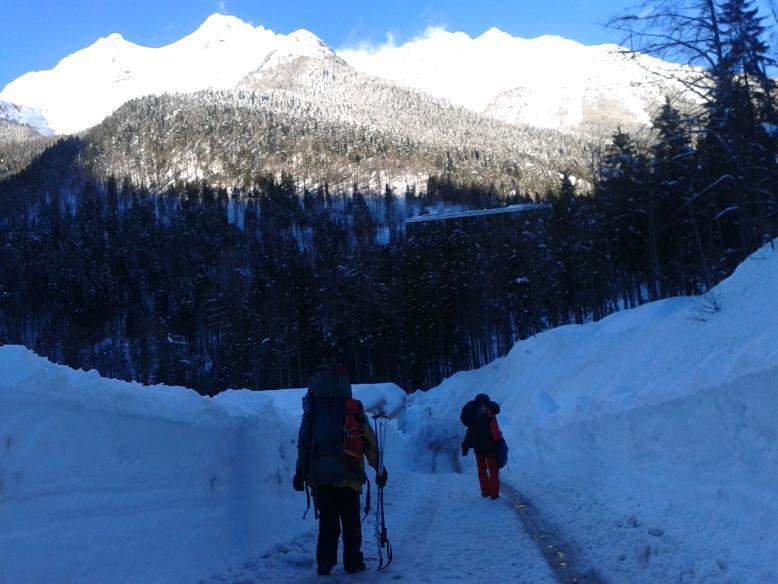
<box><xmin>338</xmin><ymin>25</ymin><xmax>460</xmax><ymax>56</ymax></box>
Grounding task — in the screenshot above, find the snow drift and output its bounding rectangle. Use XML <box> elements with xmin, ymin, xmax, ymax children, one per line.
<box><xmin>0</xmin><ymin>347</ymin><xmax>403</xmax><ymax>583</ymax></box>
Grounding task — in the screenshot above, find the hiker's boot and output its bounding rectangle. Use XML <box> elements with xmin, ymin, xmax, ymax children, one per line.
<box><xmin>345</xmin><ymin>562</ymin><xmax>366</xmax><ymax>574</ymax></box>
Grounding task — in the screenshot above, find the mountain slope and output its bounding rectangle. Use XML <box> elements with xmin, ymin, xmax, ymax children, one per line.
<box><xmin>0</xmin><ymin>100</ymin><xmax>54</xmax><ymax>179</ymax></box>
<box><xmin>81</xmin><ymin>77</ymin><xmax>589</xmax><ymax>194</ymax></box>
<box><xmin>0</xmin><ymin>100</ymin><xmax>52</xmax><ymax>138</ymax></box>
<box><xmin>2</xmin><ymin>50</ymin><xmax>592</xmax><ymax>196</ymax></box>
<box><xmin>0</xmin><ymin>15</ymin><xmax>705</xmax><ymax>194</ymax></box>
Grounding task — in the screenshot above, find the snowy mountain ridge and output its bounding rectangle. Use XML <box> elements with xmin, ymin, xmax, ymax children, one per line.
<box><xmin>0</xmin><ymin>14</ymin><xmax>695</xmax><ymax>136</ymax></box>
<box><xmin>0</xmin><ymin>14</ymin><xmax>335</xmax><ymax>135</ymax></box>
<box><xmin>341</xmin><ymin>26</ymin><xmax>696</xmax><ymax>132</ymax></box>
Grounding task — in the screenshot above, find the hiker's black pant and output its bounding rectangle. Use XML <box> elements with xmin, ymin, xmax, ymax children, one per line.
<box><xmin>314</xmin><ymin>485</ymin><xmax>364</xmax><ymax>570</ymax></box>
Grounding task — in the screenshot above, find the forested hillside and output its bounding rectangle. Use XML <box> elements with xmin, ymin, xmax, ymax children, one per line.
<box><xmin>82</xmin><ymin>77</ymin><xmax>590</xmax><ymax>195</ymax></box>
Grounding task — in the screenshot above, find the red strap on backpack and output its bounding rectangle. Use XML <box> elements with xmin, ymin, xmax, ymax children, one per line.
<box><xmin>344</xmin><ymin>398</ymin><xmax>367</xmax><ymax>463</ymax></box>
<box><xmin>486</xmin><ymin>407</ymin><xmax>502</xmax><ymax>442</ymax></box>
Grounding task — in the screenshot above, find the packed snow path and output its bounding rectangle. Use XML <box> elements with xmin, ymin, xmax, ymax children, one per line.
<box><xmin>203</xmin><ymin>469</ymin><xmax>557</xmax><ymax>583</ymax></box>
<box><xmin>502</xmin><ymin>484</ymin><xmax>603</xmax><ymax>584</ymax></box>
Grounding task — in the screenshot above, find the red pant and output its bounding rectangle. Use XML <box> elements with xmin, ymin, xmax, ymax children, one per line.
<box><xmin>476</xmin><ymin>452</ymin><xmax>500</xmax><ymax>498</ymax></box>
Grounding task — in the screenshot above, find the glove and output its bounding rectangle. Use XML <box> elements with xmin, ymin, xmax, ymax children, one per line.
<box><xmin>293</xmin><ymin>472</ymin><xmax>305</xmax><ymax>492</ymax></box>
<box><xmin>376</xmin><ymin>466</ymin><xmax>388</xmax><ymax>488</ymax></box>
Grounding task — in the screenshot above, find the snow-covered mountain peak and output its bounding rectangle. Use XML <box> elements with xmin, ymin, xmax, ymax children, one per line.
<box><xmin>60</xmin><ymin>30</ymin><xmax>140</xmax><ymax>64</ymax></box>
<box><xmin>105</xmin><ymin>32</ymin><xmax>127</xmax><ymax>42</ymax></box>
<box><xmin>0</xmin><ymin>15</ymin><xmax>338</xmax><ymax>135</ymax></box>
<box><xmin>276</xmin><ymin>28</ymin><xmax>336</xmax><ymax>61</ymax></box>
<box><xmin>475</xmin><ymin>27</ymin><xmax>514</xmax><ymax>44</ymax></box>
<box><xmin>197</xmin><ymin>12</ymin><xmax>253</xmax><ymax>32</ymax></box>
<box><xmin>178</xmin><ymin>13</ymin><xmax>262</xmax><ymax>47</ymax></box>
<box><xmin>287</xmin><ymin>28</ymin><xmax>334</xmax><ymax>55</ymax></box>
<box><xmin>288</xmin><ymin>28</ymin><xmax>323</xmax><ymax>45</ymax></box>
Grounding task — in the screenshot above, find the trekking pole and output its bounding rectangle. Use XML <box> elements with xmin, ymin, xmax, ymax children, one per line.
<box><xmin>377</xmin><ymin>479</ymin><xmax>393</xmax><ymax>570</ymax></box>
<box><xmin>373</xmin><ymin>414</ymin><xmax>393</xmax><ymax>571</ymax></box>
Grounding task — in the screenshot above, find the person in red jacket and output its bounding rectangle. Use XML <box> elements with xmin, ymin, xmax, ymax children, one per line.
<box><xmin>460</xmin><ymin>393</ymin><xmax>502</xmax><ymax>499</ymax></box>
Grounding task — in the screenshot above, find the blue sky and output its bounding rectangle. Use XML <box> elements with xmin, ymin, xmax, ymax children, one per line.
<box><xmin>0</xmin><ymin>0</ymin><xmax>642</xmax><ymax>89</ymax></box>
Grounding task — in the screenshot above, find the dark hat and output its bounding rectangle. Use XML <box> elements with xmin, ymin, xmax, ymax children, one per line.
<box><xmin>475</xmin><ymin>393</ymin><xmax>490</xmax><ymax>402</ymax></box>
<box><xmin>314</xmin><ymin>361</ymin><xmax>349</xmax><ymax>378</ymax></box>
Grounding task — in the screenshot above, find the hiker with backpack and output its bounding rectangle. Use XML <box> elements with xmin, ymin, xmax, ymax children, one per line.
<box><xmin>293</xmin><ymin>363</ymin><xmax>389</xmax><ymax>576</ymax></box>
<box><xmin>460</xmin><ymin>393</ymin><xmax>506</xmax><ymax>500</ymax></box>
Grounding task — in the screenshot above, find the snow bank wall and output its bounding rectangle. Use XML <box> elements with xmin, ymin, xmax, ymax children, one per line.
<box><xmin>513</xmin><ymin>366</ymin><xmax>778</xmax><ymax>583</ymax></box>
<box><xmin>526</xmin><ymin>367</ymin><xmax>778</xmax><ymax>493</ymax></box>
<box><xmin>0</xmin><ymin>346</ymin><xmax>304</xmax><ymax>584</ymax></box>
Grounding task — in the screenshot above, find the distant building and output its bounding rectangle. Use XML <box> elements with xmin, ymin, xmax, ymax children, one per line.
<box><xmin>404</xmin><ymin>203</ymin><xmax>550</xmax><ymax>237</ymax></box>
